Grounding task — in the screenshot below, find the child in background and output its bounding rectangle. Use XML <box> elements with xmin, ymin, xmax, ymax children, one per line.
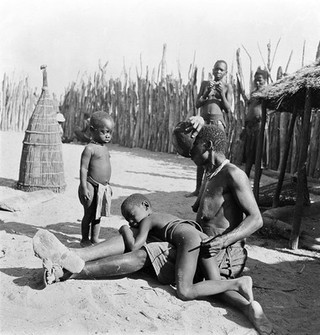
<box><xmin>186</xmin><ymin>60</ymin><xmax>233</xmax><ymax>197</ymax></box>
<box><xmin>78</xmin><ymin>111</ymin><xmax>114</xmax><ymax>247</ymax></box>
<box><xmin>119</xmin><ymin>193</ymin><xmax>254</xmax><ymax>303</ymax></box>
<box><xmin>56</xmin><ymin>109</ymin><xmax>66</xmax><ymax>141</ymax></box>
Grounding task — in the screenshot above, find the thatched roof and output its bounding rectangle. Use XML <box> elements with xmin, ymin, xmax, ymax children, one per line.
<box><xmin>252</xmin><ymin>59</ymin><xmax>320</xmax><ymax>112</ymax></box>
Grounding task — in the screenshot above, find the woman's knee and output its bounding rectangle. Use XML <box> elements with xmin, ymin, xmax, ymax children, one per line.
<box><xmin>176</xmin><ymin>284</ymin><xmax>195</xmax><ymax>301</ymax></box>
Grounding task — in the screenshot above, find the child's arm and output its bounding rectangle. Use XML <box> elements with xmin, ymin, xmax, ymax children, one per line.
<box><xmin>79</xmin><ymin>146</ymin><xmax>93</xmax><ymax>200</ymax></box>
<box><xmin>196</xmin><ymin>81</ymin><xmax>211</xmax><ymax>109</ymax></box>
<box><xmin>217</xmin><ymin>82</ymin><xmax>233</xmax><ymax>114</ymax></box>
<box><xmin>119</xmin><ymin>218</ymin><xmax>152</xmax><ymax>251</ymax></box>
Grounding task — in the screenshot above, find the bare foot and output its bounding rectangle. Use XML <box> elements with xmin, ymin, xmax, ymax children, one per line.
<box><xmin>43</xmin><ymin>264</ymin><xmax>72</xmax><ymax>286</ymax></box>
<box><xmin>185</xmin><ymin>190</ymin><xmax>199</xmax><ymax>198</ymax></box>
<box><xmin>237</xmin><ymin>276</ymin><xmax>253</xmax><ymax>302</ymax></box>
<box><xmin>80</xmin><ymin>239</ymin><xmax>93</xmax><ymax>247</ymax></box>
<box><xmin>248</xmin><ymin>300</ymin><xmax>275</xmax><ymax>335</ymax></box>
<box><xmin>91</xmin><ymin>238</ymin><xmax>104</xmax><ymax>245</ymax></box>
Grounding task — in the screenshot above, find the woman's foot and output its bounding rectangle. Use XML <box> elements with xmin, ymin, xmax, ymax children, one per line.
<box><xmin>185</xmin><ymin>190</ymin><xmax>199</xmax><ymax>198</ymax></box>
<box><xmin>237</xmin><ymin>275</ymin><xmax>254</xmax><ymax>302</ymax></box>
<box><xmin>33</xmin><ymin>229</ymin><xmax>85</xmax><ymax>273</ymax></box>
<box><xmin>43</xmin><ymin>262</ymin><xmax>72</xmax><ymax>286</ymax></box>
<box><xmin>247</xmin><ymin>300</ymin><xmax>275</xmax><ymax>335</ymax></box>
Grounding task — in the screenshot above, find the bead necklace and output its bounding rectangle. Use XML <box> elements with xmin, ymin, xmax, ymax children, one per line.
<box><xmin>205</xmin><ymin>159</ymin><xmax>230</xmax><ymax>180</ymax></box>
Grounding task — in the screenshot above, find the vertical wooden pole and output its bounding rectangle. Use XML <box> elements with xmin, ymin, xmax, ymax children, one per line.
<box><xmin>273</xmin><ymin>106</ymin><xmax>297</xmax><ymax>207</ymax></box>
<box><xmin>253</xmin><ymin>100</ymin><xmax>267</xmax><ymax>201</ymax></box>
<box><xmin>289</xmin><ymin>88</ymin><xmax>312</xmax><ymax>249</ymax></box>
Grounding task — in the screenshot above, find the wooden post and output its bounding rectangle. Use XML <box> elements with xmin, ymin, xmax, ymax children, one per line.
<box><xmin>253</xmin><ymin>100</ymin><xmax>267</xmax><ymax>201</ymax></box>
<box><xmin>272</xmin><ymin>106</ymin><xmax>297</xmax><ymax>207</ymax></box>
<box><xmin>289</xmin><ymin>88</ymin><xmax>312</xmax><ymax>249</ymax></box>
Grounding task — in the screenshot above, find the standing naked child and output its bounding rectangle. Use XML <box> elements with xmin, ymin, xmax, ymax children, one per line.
<box><xmin>119</xmin><ymin>193</ymin><xmax>254</xmax><ymax>303</ymax></box>
<box><xmin>78</xmin><ymin>111</ymin><xmax>114</xmax><ymax>247</ymax></box>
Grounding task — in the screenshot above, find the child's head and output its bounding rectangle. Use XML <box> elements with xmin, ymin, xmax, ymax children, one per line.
<box><xmin>90</xmin><ymin>111</ymin><xmax>114</xmax><ymax>144</ymax></box>
<box><xmin>254</xmin><ymin>67</ymin><xmax>268</xmax><ymax>89</ymax></box>
<box><xmin>121</xmin><ymin>193</ymin><xmax>152</xmax><ymax>227</ymax></box>
<box><xmin>190</xmin><ymin>125</ymin><xmax>227</xmax><ymax>166</ymax></box>
<box><xmin>212</xmin><ymin>60</ymin><xmax>228</xmax><ymax>81</ymax></box>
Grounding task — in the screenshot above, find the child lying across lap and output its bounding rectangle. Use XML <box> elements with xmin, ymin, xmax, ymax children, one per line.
<box><xmin>119</xmin><ymin>193</ymin><xmax>254</xmax><ymax>302</ymax></box>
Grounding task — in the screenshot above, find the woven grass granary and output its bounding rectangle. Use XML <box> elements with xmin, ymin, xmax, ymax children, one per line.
<box><xmin>17</xmin><ymin>65</ymin><xmax>66</xmax><ymax>192</ymax></box>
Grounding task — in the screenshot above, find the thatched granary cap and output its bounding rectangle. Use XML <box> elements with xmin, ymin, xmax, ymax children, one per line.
<box><xmin>252</xmin><ymin>59</ymin><xmax>320</xmax><ymax>113</ymax></box>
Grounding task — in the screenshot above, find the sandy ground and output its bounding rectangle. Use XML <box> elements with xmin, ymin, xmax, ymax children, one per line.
<box><xmin>0</xmin><ymin>131</ymin><xmax>319</xmax><ymax>335</ymax></box>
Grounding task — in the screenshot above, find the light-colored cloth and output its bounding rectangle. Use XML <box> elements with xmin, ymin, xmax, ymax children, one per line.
<box><xmin>87</xmin><ymin>176</ymin><xmax>112</xmax><ymax>220</ymax></box>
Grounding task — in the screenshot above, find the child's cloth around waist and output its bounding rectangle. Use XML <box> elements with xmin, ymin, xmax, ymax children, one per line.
<box><xmin>87</xmin><ymin>176</ymin><xmax>112</xmax><ymax>219</ymax></box>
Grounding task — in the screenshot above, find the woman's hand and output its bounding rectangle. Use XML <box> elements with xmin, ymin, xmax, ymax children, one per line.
<box><xmin>186</xmin><ymin>115</ymin><xmax>205</xmax><ymax>138</ymax></box>
<box><xmin>201</xmin><ymin>235</ymin><xmax>225</xmax><ymax>257</ymax></box>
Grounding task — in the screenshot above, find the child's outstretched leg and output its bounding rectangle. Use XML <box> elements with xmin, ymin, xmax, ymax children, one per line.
<box><xmin>91</xmin><ymin>219</ymin><xmax>101</xmax><ymax>244</ymax></box>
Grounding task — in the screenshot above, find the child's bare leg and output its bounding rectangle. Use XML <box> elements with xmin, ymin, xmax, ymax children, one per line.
<box><xmin>81</xmin><ymin>213</ymin><xmax>92</xmax><ymax>247</ymax></box>
<box><xmin>79</xmin><ymin>183</ymin><xmax>95</xmax><ymax>247</ymax></box>
<box><xmin>175</xmin><ymin>229</ymin><xmax>253</xmax><ymax>301</ymax></box>
<box><xmin>90</xmin><ymin>219</ymin><xmax>101</xmax><ymax>244</ymax></box>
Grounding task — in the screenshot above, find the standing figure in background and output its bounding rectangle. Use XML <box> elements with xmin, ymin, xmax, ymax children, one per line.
<box><xmin>78</xmin><ymin>111</ymin><xmax>114</xmax><ymax>247</ymax></box>
<box><xmin>186</xmin><ymin>60</ymin><xmax>233</xmax><ymax>197</ymax></box>
<box><xmin>242</xmin><ymin>67</ymin><xmax>268</xmax><ymax>178</ymax></box>
<box><xmin>56</xmin><ymin>109</ymin><xmax>66</xmax><ymax>141</ymax></box>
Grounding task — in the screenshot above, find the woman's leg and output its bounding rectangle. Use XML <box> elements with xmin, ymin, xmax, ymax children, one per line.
<box><xmin>71</xmin><ymin>249</ymin><xmax>150</xmax><ymax>279</ymax></box>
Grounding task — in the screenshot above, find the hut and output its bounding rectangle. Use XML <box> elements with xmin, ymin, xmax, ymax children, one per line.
<box><xmin>252</xmin><ymin>58</ymin><xmax>320</xmax><ymax>249</ymax></box>
<box><xmin>17</xmin><ymin>65</ymin><xmax>66</xmax><ymax>193</ymax></box>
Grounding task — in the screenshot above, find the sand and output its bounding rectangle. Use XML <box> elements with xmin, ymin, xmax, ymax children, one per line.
<box><xmin>0</xmin><ymin>131</ymin><xmax>319</xmax><ymax>335</ymax></box>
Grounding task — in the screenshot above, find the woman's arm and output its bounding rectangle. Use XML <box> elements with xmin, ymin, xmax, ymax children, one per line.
<box><xmin>219</xmin><ymin>167</ymin><xmax>263</xmax><ymax>247</ymax></box>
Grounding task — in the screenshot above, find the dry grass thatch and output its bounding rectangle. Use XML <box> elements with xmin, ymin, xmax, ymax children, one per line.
<box><xmin>252</xmin><ymin>59</ymin><xmax>320</xmax><ymax>111</ymax></box>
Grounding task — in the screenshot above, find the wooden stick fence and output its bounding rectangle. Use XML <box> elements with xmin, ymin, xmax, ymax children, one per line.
<box><xmin>1</xmin><ymin>60</ymin><xmax>319</xmax><ymax>179</ymax></box>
